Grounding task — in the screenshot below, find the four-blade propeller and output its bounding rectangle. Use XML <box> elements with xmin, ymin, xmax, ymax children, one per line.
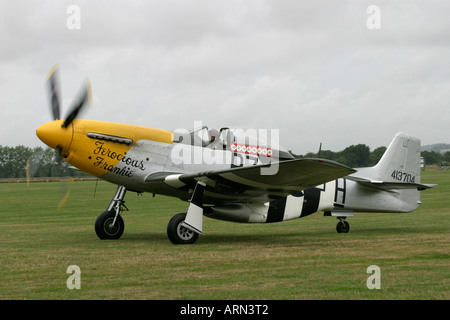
<box><xmin>46</xmin><ymin>64</ymin><xmax>92</xmax><ymax>128</ymax></box>
<box><xmin>43</xmin><ymin>65</ymin><xmax>92</xmax><ymax>209</ymax></box>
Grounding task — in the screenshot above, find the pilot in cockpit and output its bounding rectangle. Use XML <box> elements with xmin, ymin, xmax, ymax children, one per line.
<box><xmin>206</xmin><ymin>128</ymin><xmax>221</xmax><ymax>149</ymax></box>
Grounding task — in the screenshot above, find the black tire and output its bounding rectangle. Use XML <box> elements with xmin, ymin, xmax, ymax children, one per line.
<box><xmin>167</xmin><ymin>213</ymin><xmax>199</xmax><ymax>244</ymax></box>
<box><xmin>95</xmin><ymin>210</ymin><xmax>125</xmax><ymax>240</ymax></box>
<box><xmin>336</xmin><ymin>220</ymin><xmax>350</xmax><ymax>233</ymax></box>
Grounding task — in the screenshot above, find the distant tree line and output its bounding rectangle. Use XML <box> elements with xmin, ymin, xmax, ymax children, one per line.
<box><xmin>293</xmin><ymin>144</ymin><xmax>450</xmax><ymax>167</ymax></box>
<box><xmin>0</xmin><ymin>145</ymin><xmax>90</xmax><ymax>179</ymax></box>
<box><xmin>293</xmin><ymin>144</ymin><xmax>387</xmax><ymax>168</ymax></box>
<box><xmin>421</xmin><ymin>150</ymin><xmax>450</xmax><ymax>166</ymax></box>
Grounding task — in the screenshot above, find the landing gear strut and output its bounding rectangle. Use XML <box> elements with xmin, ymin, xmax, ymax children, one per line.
<box><xmin>95</xmin><ymin>185</ymin><xmax>127</xmax><ymax>239</ymax></box>
<box><xmin>167</xmin><ymin>181</ymin><xmax>206</xmax><ymax>244</ymax></box>
<box><xmin>336</xmin><ymin>217</ymin><xmax>350</xmax><ymax>233</ymax></box>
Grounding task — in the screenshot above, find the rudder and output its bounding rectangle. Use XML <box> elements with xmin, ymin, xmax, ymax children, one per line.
<box><xmin>372</xmin><ymin>132</ymin><xmax>421</xmax><ymax>184</ymax></box>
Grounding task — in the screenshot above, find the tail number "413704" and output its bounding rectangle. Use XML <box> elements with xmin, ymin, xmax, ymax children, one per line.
<box><xmin>391</xmin><ymin>170</ymin><xmax>416</xmax><ymax>183</ymax></box>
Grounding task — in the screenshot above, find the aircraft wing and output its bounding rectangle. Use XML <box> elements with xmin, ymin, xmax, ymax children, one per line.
<box><xmin>147</xmin><ymin>158</ymin><xmax>356</xmax><ymax>202</ymax></box>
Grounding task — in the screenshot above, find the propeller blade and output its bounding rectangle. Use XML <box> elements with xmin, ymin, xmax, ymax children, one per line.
<box><xmin>62</xmin><ymin>79</ymin><xmax>91</xmax><ymax>128</ymax></box>
<box><xmin>55</xmin><ymin>146</ymin><xmax>70</xmax><ymax>210</ymax></box>
<box><xmin>26</xmin><ymin>158</ymin><xmax>30</xmax><ymax>187</ymax></box>
<box><xmin>46</xmin><ymin>65</ymin><xmax>61</xmax><ymax>120</ymax></box>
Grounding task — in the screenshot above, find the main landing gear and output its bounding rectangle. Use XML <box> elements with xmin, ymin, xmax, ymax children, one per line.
<box><xmin>95</xmin><ymin>182</ymin><xmax>206</xmax><ymax>244</ymax></box>
<box><xmin>167</xmin><ymin>213</ymin><xmax>199</xmax><ymax>244</ymax></box>
<box><xmin>95</xmin><ymin>185</ymin><xmax>127</xmax><ymax>240</ymax></box>
<box><xmin>167</xmin><ymin>181</ymin><xmax>206</xmax><ymax>245</ymax></box>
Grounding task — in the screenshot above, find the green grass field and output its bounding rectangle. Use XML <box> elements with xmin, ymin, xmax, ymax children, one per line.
<box><xmin>0</xmin><ymin>170</ymin><xmax>448</xmax><ymax>300</ymax></box>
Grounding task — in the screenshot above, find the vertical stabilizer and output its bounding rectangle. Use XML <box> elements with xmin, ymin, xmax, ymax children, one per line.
<box><xmin>372</xmin><ymin>132</ymin><xmax>421</xmax><ymax>184</ymax></box>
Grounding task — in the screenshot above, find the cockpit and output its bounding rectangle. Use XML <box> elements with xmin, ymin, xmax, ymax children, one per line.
<box><xmin>174</xmin><ymin>126</ymin><xmax>230</xmax><ymax>149</ymax></box>
<box><xmin>173</xmin><ymin>126</ymin><xmax>294</xmax><ymax>160</ymax></box>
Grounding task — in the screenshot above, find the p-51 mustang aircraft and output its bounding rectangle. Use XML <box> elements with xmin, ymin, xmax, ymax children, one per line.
<box><xmin>36</xmin><ymin>67</ymin><xmax>435</xmax><ymax>244</ymax></box>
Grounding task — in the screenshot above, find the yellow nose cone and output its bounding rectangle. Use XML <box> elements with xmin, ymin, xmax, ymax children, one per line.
<box><xmin>36</xmin><ymin>120</ymin><xmax>73</xmax><ymax>153</ymax></box>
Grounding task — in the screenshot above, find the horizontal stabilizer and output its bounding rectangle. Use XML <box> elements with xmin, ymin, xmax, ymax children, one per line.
<box><xmin>347</xmin><ymin>176</ymin><xmax>437</xmax><ymax>191</ymax></box>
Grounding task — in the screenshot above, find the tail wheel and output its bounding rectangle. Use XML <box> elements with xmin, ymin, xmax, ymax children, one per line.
<box><xmin>95</xmin><ymin>210</ymin><xmax>125</xmax><ymax>239</ymax></box>
<box><xmin>336</xmin><ymin>220</ymin><xmax>350</xmax><ymax>233</ymax></box>
<box><xmin>167</xmin><ymin>213</ymin><xmax>199</xmax><ymax>244</ymax></box>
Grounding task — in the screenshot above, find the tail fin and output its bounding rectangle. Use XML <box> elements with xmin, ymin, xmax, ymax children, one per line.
<box><xmin>355</xmin><ymin>132</ymin><xmax>435</xmax><ymax>189</ymax></box>
<box><xmin>347</xmin><ymin>132</ymin><xmax>435</xmax><ymax>213</ymax></box>
<box><xmin>373</xmin><ymin>132</ymin><xmax>421</xmax><ymax>184</ymax></box>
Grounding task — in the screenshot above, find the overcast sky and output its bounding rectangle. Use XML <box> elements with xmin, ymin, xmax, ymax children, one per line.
<box><xmin>1</xmin><ymin>0</ymin><xmax>449</xmax><ymax>154</ymax></box>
